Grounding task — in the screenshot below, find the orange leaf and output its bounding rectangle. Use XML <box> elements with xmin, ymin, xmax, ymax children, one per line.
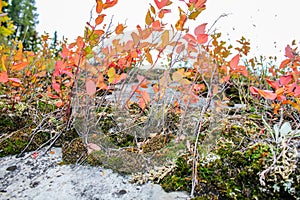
<box><xmin>152</xmin><ymin>20</ymin><xmax>162</xmax><ymax>31</ymax></box>
<box><xmin>140</xmin><ymin>90</ymin><xmax>150</xmax><ymax>103</ymax></box>
<box><xmin>115</xmin><ymin>23</ymin><xmax>125</xmax><ymax>34</ymax></box>
<box><xmin>86</xmin><ymin>80</ymin><xmax>96</xmax><ymax>96</ymax></box>
<box><xmin>258</xmin><ymin>89</ymin><xmax>277</xmax><ymax>100</ymax></box>
<box><xmin>175</xmin><ymin>8</ymin><xmax>187</xmax><ymax>31</ymax></box>
<box><xmin>95</xmin><ymin>14</ymin><xmax>106</xmax><ymax>25</ymax></box>
<box><xmin>113</xmin><ymin>73</ymin><xmax>127</xmax><ymax>84</ymax></box>
<box><xmin>145</xmin><ymin>50</ymin><xmax>153</xmax><ymax>64</ymax></box>
<box><xmin>279</xmin><ymin>59</ymin><xmax>290</xmax><ymax>69</ymax></box>
<box><xmin>0</xmin><ymin>71</ymin><xmax>8</xmax><ymax>83</ymax></box>
<box><xmin>96</xmin><ymin>0</ymin><xmax>103</xmax><ymax>13</ymax></box>
<box><xmin>94</xmin><ymin>29</ymin><xmax>105</xmax><ymax>36</ymax></box>
<box><xmin>154</xmin><ymin>0</ymin><xmax>171</xmax><ymax>9</ymax></box>
<box><xmin>103</xmin><ymin>0</ymin><xmax>118</xmax><ymax>9</ymax></box>
<box><xmin>11</xmin><ymin>61</ymin><xmax>28</xmax><ymax>71</ymax></box>
<box><xmin>56</xmin><ymin>101</ymin><xmax>64</xmax><ymax>108</ymax></box>
<box><xmin>152</xmin><ymin>83</ymin><xmax>159</xmax><ymax>94</ymax></box>
<box><xmin>158</xmin><ymin>9</ymin><xmax>171</xmax><ymax>18</ymax></box>
<box><xmin>137</xmin><ymin>75</ymin><xmax>149</xmax><ymax>88</ymax></box>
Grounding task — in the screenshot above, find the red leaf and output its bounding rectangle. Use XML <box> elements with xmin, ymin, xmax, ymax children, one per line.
<box><xmin>294</xmin><ymin>85</ymin><xmax>300</xmax><ymax>97</ymax></box>
<box><xmin>249</xmin><ymin>86</ymin><xmax>259</xmax><ymax>95</ymax></box>
<box><xmin>183</xmin><ymin>33</ymin><xmax>197</xmax><ymax>44</ymax></box>
<box><xmin>197</xmin><ymin>34</ymin><xmax>208</xmax><ymax>44</ymax></box>
<box><xmin>285</xmin><ymin>45</ymin><xmax>294</xmax><ymax>59</ymax></box>
<box><xmin>8</xmin><ymin>78</ymin><xmax>22</xmax><ymax>84</ymax></box>
<box><xmin>47</xmin><ymin>87</ymin><xmax>60</xmax><ymax>99</ymax></box>
<box><xmin>285</xmin><ymin>82</ymin><xmax>296</xmax><ymax>94</ymax></box>
<box><xmin>87</xmin><ymin>143</ymin><xmax>101</xmax><ymax>154</ymax></box>
<box><xmin>279</xmin><ymin>74</ymin><xmax>293</xmax><ymax>86</ymax></box>
<box><xmin>152</xmin><ymin>20</ymin><xmax>162</xmax><ymax>31</ymax></box>
<box><xmin>194</xmin><ymin>0</ymin><xmax>207</xmax><ymax>9</ymax></box>
<box><xmin>86</xmin><ymin>80</ymin><xmax>96</xmax><ymax>96</ymax></box>
<box><xmin>0</xmin><ymin>71</ymin><xmax>8</xmax><ymax>83</ymax></box>
<box><xmin>266</xmin><ymin>79</ymin><xmax>280</xmax><ymax>89</ymax></box>
<box><xmin>52</xmin><ymin>82</ymin><xmax>61</xmax><ymax>93</ymax></box>
<box><xmin>230</xmin><ymin>54</ymin><xmax>240</xmax><ymax>70</ymax></box>
<box><xmin>176</xmin><ymin>44</ymin><xmax>185</xmax><ymax>54</ymax></box>
<box><xmin>154</xmin><ymin>0</ymin><xmax>171</xmax><ymax>9</ymax></box>
<box><xmin>194</xmin><ymin>23</ymin><xmax>207</xmax><ymax>35</ymax></box>
<box><xmin>31</xmin><ymin>152</ymin><xmax>38</xmax><ymax>159</ymax></box>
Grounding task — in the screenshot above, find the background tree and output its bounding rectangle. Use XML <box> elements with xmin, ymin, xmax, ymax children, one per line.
<box><xmin>5</xmin><ymin>0</ymin><xmax>39</xmax><ymax>51</ymax></box>
<box><xmin>0</xmin><ymin>0</ymin><xmax>14</xmax><ymax>44</ymax></box>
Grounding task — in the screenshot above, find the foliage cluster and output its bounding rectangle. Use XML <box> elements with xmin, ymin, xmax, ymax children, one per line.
<box><xmin>0</xmin><ymin>0</ymin><xmax>299</xmax><ymax>199</ymax></box>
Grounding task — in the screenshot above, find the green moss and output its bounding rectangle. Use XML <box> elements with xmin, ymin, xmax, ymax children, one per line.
<box><xmin>62</xmin><ymin>137</ymin><xmax>87</xmax><ymax>164</ymax></box>
<box><xmin>160</xmin><ymin>116</ymin><xmax>298</xmax><ymax>199</ymax></box>
<box><xmin>0</xmin><ymin>129</ymin><xmax>50</xmax><ymax>157</ymax></box>
<box><xmin>161</xmin><ymin>155</ymin><xmax>192</xmax><ymax>192</ymax></box>
<box><xmin>36</xmin><ymin>101</ymin><xmax>56</xmax><ymax>113</ymax></box>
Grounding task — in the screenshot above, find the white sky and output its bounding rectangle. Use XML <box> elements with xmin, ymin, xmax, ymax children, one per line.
<box><xmin>36</xmin><ymin>0</ymin><xmax>300</xmax><ymax>63</ymax></box>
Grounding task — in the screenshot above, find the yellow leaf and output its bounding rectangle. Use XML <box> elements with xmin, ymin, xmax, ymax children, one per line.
<box><xmin>149</xmin><ymin>3</ymin><xmax>156</xmax><ymax>14</ymax></box>
<box><xmin>178</xmin><ymin>78</ymin><xmax>191</xmax><ymax>85</ymax></box>
<box><xmin>145</xmin><ymin>51</ymin><xmax>153</xmax><ymax>65</ymax></box>
<box><xmin>172</xmin><ymin>70</ymin><xmax>184</xmax><ymax>82</ymax></box>
<box><xmin>145</xmin><ymin>10</ymin><xmax>153</xmax><ymax>26</ymax></box>
<box><xmin>1</xmin><ymin>56</ymin><xmax>7</xmax><ymax>72</ymax></box>
<box><xmin>188</xmin><ymin>7</ymin><xmax>205</xmax><ymax>20</ymax></box>
<box><xmin>107</xmin><ymin>67</ymin><xmax>115</xmax><ymax>78</ymax></box>
<box><xmin>160</xmin><ymin>30</ymin><xmax>169</xmax><ymax>47</ymax></box>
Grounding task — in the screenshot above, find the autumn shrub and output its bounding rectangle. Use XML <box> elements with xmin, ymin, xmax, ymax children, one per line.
<box><xmin>0</xmin><ymin>0</ymin><xmax>299</xmax><ymax>199</ymax></box>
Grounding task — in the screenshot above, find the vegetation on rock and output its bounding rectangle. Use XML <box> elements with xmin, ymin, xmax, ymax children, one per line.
<box><xmin>0</xmin><ymin>0</ymin><xmax>299</xmax><ymax>199</ymax></box>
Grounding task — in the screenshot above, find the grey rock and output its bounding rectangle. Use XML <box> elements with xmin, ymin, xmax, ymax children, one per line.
<box><xmin>0</xmin><ymin>147</ymin><xmax>189</xmax><ymax>200</ymax></box>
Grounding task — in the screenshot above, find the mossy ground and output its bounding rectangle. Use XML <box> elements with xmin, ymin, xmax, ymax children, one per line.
<box><xmin>160</xmin><ymin>111</ymin><xmax>299</xmax><ymax>199</ymax></box>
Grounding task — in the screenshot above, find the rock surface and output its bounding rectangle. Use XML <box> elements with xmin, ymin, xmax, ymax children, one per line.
<box><xmin>0</xmin><ymin>147</ymin><xmax>189</xmax><ymax>200</ymax></box>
